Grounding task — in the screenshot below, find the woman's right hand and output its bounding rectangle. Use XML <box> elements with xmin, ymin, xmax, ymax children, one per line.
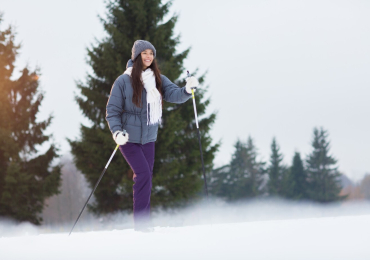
<box><xmin>185</xmin><ymin>76</ymin><xmax>199</xmax><ymax>94</ymax></box>
<box><xmin>113</xmin><ymin>130</ymin><xmax>129</xmax><ymax>145</ymax></box>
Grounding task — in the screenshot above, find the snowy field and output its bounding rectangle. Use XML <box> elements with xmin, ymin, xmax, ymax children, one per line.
<box><xmin>1</xmin><ymin>199</ymin><xmax>369</xmax><ymax>260</ymax></box>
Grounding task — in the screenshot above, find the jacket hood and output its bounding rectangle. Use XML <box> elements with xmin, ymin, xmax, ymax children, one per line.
<box><xmin>126</xmin><ymin>59</ymin><xmax>134</xmax><ymax>69</ymax></box>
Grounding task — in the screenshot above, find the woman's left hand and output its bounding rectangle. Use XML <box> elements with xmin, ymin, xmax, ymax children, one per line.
<box><xmin>185</xmin><ymin>76</ymin><xmax>199</xmax><ymax>94</ymax></box>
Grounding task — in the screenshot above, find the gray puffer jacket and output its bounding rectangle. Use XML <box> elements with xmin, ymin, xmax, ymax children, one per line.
<box><xmin>106</xmin><ymin>60</ymin><xmax>192</xmax><ymax>144</ymax></box>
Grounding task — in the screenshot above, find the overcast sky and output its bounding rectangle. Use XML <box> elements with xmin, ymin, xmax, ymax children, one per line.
<box><xmin>1</xmin><ymin>0</ymin><xmax>369</xmax><ymax>182</ymax></box>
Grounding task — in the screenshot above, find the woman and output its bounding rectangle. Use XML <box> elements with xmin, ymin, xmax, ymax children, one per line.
<box><xmin>106</xmin><ymin>40</ymin><xmax>199</xmax><ymax>231</ymax></box>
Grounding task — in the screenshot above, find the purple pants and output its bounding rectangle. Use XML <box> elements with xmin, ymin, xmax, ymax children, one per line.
<box><xmin>119</xmin><ymin>142</ymin><xmax>155</xmax><ymax>229</ymax></box>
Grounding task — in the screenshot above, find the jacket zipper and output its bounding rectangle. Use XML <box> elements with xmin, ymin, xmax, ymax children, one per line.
<box><xmin>140</xmin><ymin>89</ymin><xmax>144</xmax><ymax>144</ymax></box>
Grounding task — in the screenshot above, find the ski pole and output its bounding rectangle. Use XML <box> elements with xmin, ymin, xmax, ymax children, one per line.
<box><xmin>69</xmin><ymin>144</ymin><xmax>120</xmax><ymax>236</ymax></box>
<box><xmin>187</xmin><ymin>71</ymin><xmax>209</xmax><ymax>198</ymax></box>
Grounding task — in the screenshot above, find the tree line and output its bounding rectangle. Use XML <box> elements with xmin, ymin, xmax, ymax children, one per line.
<box><xmin>210</xmin><ymin>127</ymin><xmax>346</xmax><ymax>203</ymax></box>
<box><xmin>339</xmin><ymin>174</ymin><xmax>370</xmax><ymax>200</ymax></box>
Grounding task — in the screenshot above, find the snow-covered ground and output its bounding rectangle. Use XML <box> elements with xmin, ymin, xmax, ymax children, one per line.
<box><xmin>1</xmin><ymin>199</ymin><xmax>369</xmax><ymax>259</ymax></box>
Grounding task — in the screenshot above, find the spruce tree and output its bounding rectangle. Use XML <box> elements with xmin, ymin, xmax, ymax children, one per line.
<box><xmin>305</xmin><ymin>127</ymin><xmax>344</xmax><ymax>202</ymax></box>
<box><xmin>211</xmin><ymin>137</ymin><xmax>266</xmax><ymax>201</ymax></box>
<box><xmin>0</xmin><ymin>15</ymin><xmax>61</xmax><ymax>224</ymax></box>
<box><xmin>284</xmin><ymin>152</ymin><xmax>308</xmax><ymax>200</ymax></box>
<box><xmin>209</xmin><ymin>164</ymin><xmax>230</xmax><ymax>197</ymax></box>
<box><xmin>69</xmin><ymin>0</ymin><xmax>219</xmax><ymax>214</ymax></box>
<box><xmin>267</xmin><ymin>137</ymin><xmax>287</xmax><ymax>197</ymax></box>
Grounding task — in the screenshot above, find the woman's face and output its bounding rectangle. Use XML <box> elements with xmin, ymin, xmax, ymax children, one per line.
<box><xmin>141</xmin><ymin>49</ymin><xmax>154</xmax><ymax>69</ymax></box>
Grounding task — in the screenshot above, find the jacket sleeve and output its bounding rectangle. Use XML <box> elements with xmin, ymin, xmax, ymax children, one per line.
<box><xmin>161</xmin><ymin>75</ymin><xmax>192</xmax><ymax>104</ymax></box>
<box><xmin>106</xmin><ymin>76</ymin><xmax>125</xmax><ymax>134</ymax></box>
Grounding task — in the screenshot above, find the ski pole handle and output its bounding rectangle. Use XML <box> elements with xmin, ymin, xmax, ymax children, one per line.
<box><xmin>186</xmin><ymin>70</ymin><xmax>197</xmax><ymax>92</ymax></box>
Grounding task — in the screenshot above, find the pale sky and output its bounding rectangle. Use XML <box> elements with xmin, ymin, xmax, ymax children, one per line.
<box><xmin>1</xmin><ymin>0</ymin><xmax>369</xmax><ymax>182</ymax></box>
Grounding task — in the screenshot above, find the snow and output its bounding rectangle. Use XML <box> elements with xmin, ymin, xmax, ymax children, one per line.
<box><xmin>1</xmin><ymin>199</ymin><xmax>369</xmax><ymax>259</ymax></box>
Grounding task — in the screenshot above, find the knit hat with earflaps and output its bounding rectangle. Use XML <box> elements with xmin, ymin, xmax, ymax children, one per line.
<box><xmin>131</xmin><ymin>40</ymin><xmax>156</xmax><ymax>61</ymax></box>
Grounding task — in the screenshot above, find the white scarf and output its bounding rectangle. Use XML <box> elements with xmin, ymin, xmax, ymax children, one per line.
<box><xmin>124</xmin><ymin>67</ymin><xmax>162</xmax><ymax>125</ymax></box>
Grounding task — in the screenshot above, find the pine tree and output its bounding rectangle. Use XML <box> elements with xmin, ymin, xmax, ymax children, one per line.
<box><xmin>267</xmin><ymin>137</ymin><xmax>287</xmax><ymax>196</ymax></box>
<box><xmin>0</xmin><ymin>15</ymin><xmax>61</xmax><ymax>224</ymax></box>
<box><xmin>284</xmin><ymin>152</ymin><xmax>309</xmax><ymax>200</ymax></box>
<box><xmin>305</xmin><ymin>127</ymin><xmax>344</xmax><ymax>202</ymax></box>
<box><xmin>211</xmin><ymin>137</ymin><xmax>266</xmax><ymax>201</ymax></box>
<box><xmin>69</xmin><ymin>0</ymin><xmax>219</xmax><ymax>214</ymax></box>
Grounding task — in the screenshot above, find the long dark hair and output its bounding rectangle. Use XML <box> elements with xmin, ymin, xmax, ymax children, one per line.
<box><xmin>131</xmin><ymin>55</ymin><xmax>162</xmax><ymax>108</ymax></box>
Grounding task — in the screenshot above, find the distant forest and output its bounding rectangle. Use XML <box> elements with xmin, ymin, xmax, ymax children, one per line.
<box><xmin>42</xmin><ymin>127</ymin><xmax>370</xmax><ymax>226</ymax></box>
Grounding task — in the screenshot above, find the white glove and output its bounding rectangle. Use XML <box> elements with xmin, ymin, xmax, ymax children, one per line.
<box><xmin>113</xmin><ymin>130</ymin><xmax>129</xmax><ymax>145</ymax></box>
<box><xmin>185</xmin><ymin>76</ymin><xmax>199</xmax><ymax>94</ymax></box>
